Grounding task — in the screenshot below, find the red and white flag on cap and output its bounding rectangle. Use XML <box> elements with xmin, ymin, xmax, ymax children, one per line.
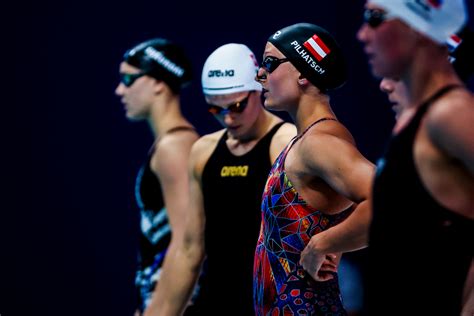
<box><xmin>427</xmin><ymin>0</ymin><xmax>442</xmax><ymax>9</ymax></box>
<box><xmin>446</xmin><ymin>33</ymin><xmax>462</xmax><ymax>52</ymax></box>
<box><xmin>303</xmin><ymin>34</ymin><xmax>331</xmax><ymax>62</ymax></box>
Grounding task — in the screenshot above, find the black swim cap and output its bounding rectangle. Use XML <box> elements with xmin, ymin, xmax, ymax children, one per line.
<box><xmin>268</xmin><ymin>23</ymin><xmax>347</xmax><ymax>92</ymax></box>
<box><xmin>123</xmin><ymin>38</ymin><xmax>192</xmax><ymax>94</ymax></box>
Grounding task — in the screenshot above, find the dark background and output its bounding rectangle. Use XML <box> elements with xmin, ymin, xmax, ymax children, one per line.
<box><xmin>7</xmin><ymin>1</ymin><xmax>473</xmax><ymax>315</ymax></box>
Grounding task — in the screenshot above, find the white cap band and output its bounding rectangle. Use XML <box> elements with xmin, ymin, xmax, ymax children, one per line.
<box><xmin>369</xmin><ymin>0</ymin><xmax>467</xmax><ymax>44</ymax></box>
<box><xmin>201</xmin><ymin>43</ymin><xmax>262</xmax><ymax>95</ymax></box>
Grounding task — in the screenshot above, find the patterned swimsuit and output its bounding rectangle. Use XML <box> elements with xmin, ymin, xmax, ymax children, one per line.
<box><xmin>253</xmin><ymin>118</ymin><xmax>350</xmax><ymax>316</ymax></box>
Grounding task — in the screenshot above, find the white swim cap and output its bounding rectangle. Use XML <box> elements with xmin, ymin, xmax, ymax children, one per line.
<box><xmin>369</xmin><ymin>0</ymin><xmax>467</xmax><ymax>44</ymax></box>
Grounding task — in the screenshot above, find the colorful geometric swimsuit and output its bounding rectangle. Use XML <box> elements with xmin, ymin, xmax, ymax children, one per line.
<box><xmin>253</xmin><ymin>118</ymin><xmax>350</xmax><ymax>316</ymax></box>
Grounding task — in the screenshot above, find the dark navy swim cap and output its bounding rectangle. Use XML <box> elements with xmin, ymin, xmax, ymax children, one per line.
<box><xmin>123</xmin><ymin>38</ymin><xmax>192</xmax><ymax>93</ymax></box>
<box><xmin>268</xmin><ymin>23</ymin><xmax>347</xmax><ymax>92</ymax></box>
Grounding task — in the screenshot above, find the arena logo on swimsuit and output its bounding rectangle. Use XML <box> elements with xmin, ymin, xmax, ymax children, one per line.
<box><xmin>220</xmin><ymin>165</ymin><xmax>248</xmax><ymax>177</ymax></box>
